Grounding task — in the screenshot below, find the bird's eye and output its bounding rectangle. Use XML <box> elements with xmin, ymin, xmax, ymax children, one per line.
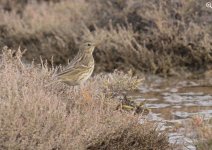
<box><xmin>87</xmin><ymin>43</ymin><xmax>91</xmax><ymax>46</ymax></box>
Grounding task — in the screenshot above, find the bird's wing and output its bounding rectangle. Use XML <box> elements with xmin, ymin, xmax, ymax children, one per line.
<box><xmin>56</xmin><ymin>64</ymin><xmax>90</xmax><ymax>77</ymax></box>
<box><xmin>56</xmin><ymin>51</ymin><xmax>82</xmax><ymax>76</ymax></box>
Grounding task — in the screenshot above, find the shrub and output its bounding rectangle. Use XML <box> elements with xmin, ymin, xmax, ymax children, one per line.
<box><xmin>0</xmin><ymin>0</ymin><xmax>211</xmax><ymax>76</ymax></box>
<box><xmin>0</xmin><ymin>47</ymin><xmax>170</xmax><ymax>149</ymax></box>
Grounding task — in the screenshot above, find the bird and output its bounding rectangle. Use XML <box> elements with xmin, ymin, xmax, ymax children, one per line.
<box><xmin>55</xmin><ymin>41</ymin><xmax>96</xmax><ymax>86</ymax></box>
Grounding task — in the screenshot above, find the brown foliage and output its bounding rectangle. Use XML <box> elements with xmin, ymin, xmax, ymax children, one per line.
<box><xmin>0</xmin><ymin>48</ymin><xmax>170</xmax><ymax>149</ymax></box>
<box><xmin>0</xmin><ymin>0</ymin><xmax>211</xmax><ymax>76</ymax></box>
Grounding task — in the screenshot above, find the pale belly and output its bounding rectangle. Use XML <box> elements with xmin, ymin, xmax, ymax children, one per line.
<box><xmin>80</xmin><ymin>69</ymin><xmax>93</xmax><ymax>83</ymax></box>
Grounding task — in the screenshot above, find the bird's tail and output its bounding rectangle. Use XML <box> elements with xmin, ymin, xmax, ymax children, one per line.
<box><xmin>44</xmin><ymin>79</ymin><xmax>61</xmax><ymax>87</ymax></box>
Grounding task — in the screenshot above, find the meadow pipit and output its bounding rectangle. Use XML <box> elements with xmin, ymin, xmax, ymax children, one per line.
<box><xmin>56</xmin><ymin>41</ymin><xmax>96</xmax><ymax>86</ymax></box>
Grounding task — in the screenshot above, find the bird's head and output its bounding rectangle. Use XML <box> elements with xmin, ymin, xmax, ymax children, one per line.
<box><xmin>80</xmin><ymin>41</ymin><xmax>96</xmax><ymax>54</ymax></box>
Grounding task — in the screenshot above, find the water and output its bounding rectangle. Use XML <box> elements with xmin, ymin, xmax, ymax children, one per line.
<box><xmin>131</xmin><ymin>76</ymin><xmax>212</xmax><ymax>149</ymax></box>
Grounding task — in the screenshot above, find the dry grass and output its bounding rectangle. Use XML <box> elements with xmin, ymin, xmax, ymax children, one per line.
<box><xmin>189</xmin><ymin>116</ymin><xmax>212</xmax><ymax>150</ymax></box>
<box><xmin>0</xmin><ymin>47</ymin><xmax>170</xmax><ymax>149</ymax></box>
<box><xmin>86</xmin><ymin>124</ymin><xmax>169</xmax><ymax>150</ymax></box>
<box><xmin>0</xmin><ymin>0</ymin><xmax>211</xmax><ymax>76</ymax></box>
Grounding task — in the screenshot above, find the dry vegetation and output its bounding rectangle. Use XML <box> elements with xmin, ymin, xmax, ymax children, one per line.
<box><xmin>0</xmin><ymin>0</ymin><xmax>211</xmax><ymax>149</ymax></box>
<box><xmin>0</xmin><ymin>0</ymin><xmax>211</xmax><ymax>76</ymax></box>
<box><xmin>0</xmin><ymin>48</ymin><xmax>170</xmax><ymax>149</ymax></box>
<box><xmin>190</xmin><ymin>116</ymin><xmax>212</xmax><ymax>150</ymax></box>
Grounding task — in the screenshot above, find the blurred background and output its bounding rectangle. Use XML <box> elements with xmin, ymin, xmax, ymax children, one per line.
<box><xmin>0</xmin><ymin>0</ymin><xmax>211</xmax><ymax>77</ymax></box>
